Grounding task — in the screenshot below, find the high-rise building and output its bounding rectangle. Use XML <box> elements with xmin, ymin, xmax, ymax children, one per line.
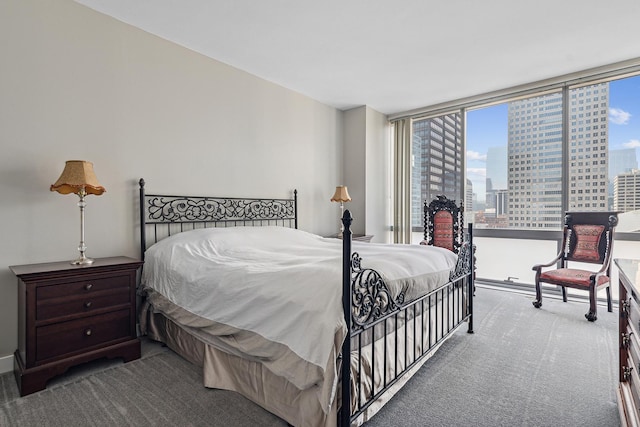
<box><xmin>485</xmin><ymin>145</ymin><xmax>508</xmax><ymax>215</ymax></box>
<box><xmin>411</xmin><ymin>113</ymin><xmax>464</xmax><ymax>227</ymax></box>
<box><xmin>496</xmin><ymin>189</ymin><xmax>508</xmax><ymax>216</ymax></box>
<box><xmin>486</xmin><ymin>146</ymin><xmax>508</xmax><ymax>190</ymax></box>
<box><xmin>610</xmin><ymin>148</ymin><xmax>638</xmax><ymax>181</ymax></box>
<box><xmin>567</xmin><ymin>84</ymin><xmax>609</xmax><ymax>213</ymax></box>
<box><xmin>614</xmin><ymin>169</ymin><xmax>640</xmax><ymax>212</ymax></box>
<box><xmin>609</xmin><ymin>148</ymin><xmax>638</xmax><ymax>207</ymax></box>
<box><xmin>507</xmin><ymin>84</ymin><xmax>609</xmax><ymax>228</ymax></box>
<box><xmin>466</xmin><ymin>179</ymin><xmax>473</xmax><ymax>223</ymax></box>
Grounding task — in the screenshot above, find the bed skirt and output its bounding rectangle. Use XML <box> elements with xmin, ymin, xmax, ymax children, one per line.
<box><xmin>140</xmin><ymin>294</ymin><xmax>461</xmax><ymax>427</ymax></box>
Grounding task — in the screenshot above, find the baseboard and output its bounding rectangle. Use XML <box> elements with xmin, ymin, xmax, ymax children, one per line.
<box><xmin>0</xmin><ymin>354</ymin><xmax>14</xmax><ymax>375</ymax></box>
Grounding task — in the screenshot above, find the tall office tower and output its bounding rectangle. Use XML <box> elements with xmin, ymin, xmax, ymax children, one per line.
<box><xmin>485</xmin><ymin>145</ymin><xmax>508</xmax><ymax>219</ymax></box>
<box><xmin>496</xmin><ymin>189</ymin><xmax>509</xmax><ymax>216</ymax></box>
<box><xmin>507</xmin><ymin>84</ymin><xmax>609</xmax><ymax>228</ymax></box>
<box><xmin>411</xmin><ymin>113</ymin><xmax>464</xmax><ymax>227</ymax></box>
<box><xmin>609</xmin><ymin>148</ymin><xmax>638</xmax><ymax>207</ymax></box>
<box><xmin>486</xmin><ymin>181</ymin><xmax>496</xmax><ymax>211</ymax></box>
<box><xmin>614</xmin><ymin>169</ymin><xmax>640</xmax><ymax>212</ymax></box>
<box><xmin>486</xmin><ymin>146</ymin><xmax>508</xmax><ymax>190</ymax></box>
<box><xmin>567</xmin><ymin>84</ymin><xmax>609</xmax><ymax>213</ymax></box>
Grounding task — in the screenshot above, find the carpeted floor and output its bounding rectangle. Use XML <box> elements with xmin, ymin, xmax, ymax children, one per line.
<box><xmin>366</xmin><ymin>288</ymin><xmax>619</xmax><ymax>427</ymax></box>
<box><xmin>0</xmin><ymin>343</ymin><xmax>284</xmax><ymax>427</ymax></box>
<box><xmin>0</xmin><ymin>287</ymin><xmax>619</xmax><ymax>426</ymax></box>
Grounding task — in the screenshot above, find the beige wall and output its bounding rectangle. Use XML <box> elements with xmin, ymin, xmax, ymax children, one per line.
<box><xmin>364</xmin><ymin>107</ymin><xmax>392</xmax><ymax>243</ymax></box>
<box><xmin>342</xmin><ymin>106</ymin><xmax>391</xmax><ymax>242</ymax></box>
<box><xmin>342</xmin><ymin>107</ymin><xmax>367</xmax><ymax>235</ymax></box>
<box><xmin>0</xmin><ymin>0</ymin><xmax>350</xmax><ymax>364</ymax></box>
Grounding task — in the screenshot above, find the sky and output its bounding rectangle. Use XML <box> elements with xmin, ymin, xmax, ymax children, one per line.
<box><xmin>465</xmin><ymin>75</ymin><xmax>640</xmax><ymax>200</ymax></box>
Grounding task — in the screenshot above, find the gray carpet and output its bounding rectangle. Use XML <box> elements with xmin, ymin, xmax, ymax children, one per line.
<box><xmin>367</xmin><ymin>288</ymin><xmax>619</xmax><ymax>427</ymax></box>
<box><xmin>0</xmin><ymin>288</ymin><xmax>619</xmax><ymax>426</ymax></box>
<box><xmin>0</xmin><ymin>344</ymin><xmax>284</xmax><ymax>427</ymax></box>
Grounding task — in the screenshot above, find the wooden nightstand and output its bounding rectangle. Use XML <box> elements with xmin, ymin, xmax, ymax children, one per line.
<box><xmin>9</xmin><ymin>256</ymin><xmax>143</xmax><ymax>396</ymax></box>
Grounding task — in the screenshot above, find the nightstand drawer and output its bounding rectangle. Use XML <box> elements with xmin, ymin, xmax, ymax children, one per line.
<box><xmin>36</xmin><ymin>273</ymin><xmax>131</xmax><ymax>301</ymax></box>
<box><xmin>628</xmin><ymin>296</ymin><xmax>640</xmax><ymax>336</ymax></box>
<box><xmin>36</xmin><ymin>308</ymin><xmax>131</xmax><ymax>362</ymax></box>
<box><xmin>36</xmin><ymin>287</ymin><xmax>131</xmax><ymax>321</ymax></box>
<box><xmin>625</xmin><ymin>352</ymin><xmax>640</xmax><ymax>415</ymax></box>
<box><xmin>629</xmin><ymin>332</ymin><xmax>640</xmax><ymax>373</ymax></box>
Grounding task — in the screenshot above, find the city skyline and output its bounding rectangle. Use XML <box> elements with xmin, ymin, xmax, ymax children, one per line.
<box><xmin>466</xmin><ymin>75</ymin><xmax>640</xmax><ymax>203</ymax></box>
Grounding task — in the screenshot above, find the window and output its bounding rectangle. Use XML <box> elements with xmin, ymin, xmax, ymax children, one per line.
<box><xmin>464</xmin><ymin>74</ymin><xmax>640</xmax><ymax>231</ymax></box>
<box><xmin>465</xmin><ymin>92</ymin><xmax>564</xmax><ymax>229</ymax></box>
<box><xmin>411</xmin><ymin>113</ymin><xmax>463</xmax><ymax>229</ymax></box>
<box><xmin>403</xmin><ymin>68</ymin><xmax>640</xmax><ymax>290</ymax></box>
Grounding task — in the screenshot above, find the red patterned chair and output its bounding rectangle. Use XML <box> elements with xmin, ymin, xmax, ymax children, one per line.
<box><xmin>532</xmin><ymin>211</ymin><xmax>618</xmax><ymax>321</ymax></box>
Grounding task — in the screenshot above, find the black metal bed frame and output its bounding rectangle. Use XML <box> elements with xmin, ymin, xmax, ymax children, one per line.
<box><xmin>138</xmin><ymin>179</ymin><xmax>474</xmax><ymax>427</ymax></box>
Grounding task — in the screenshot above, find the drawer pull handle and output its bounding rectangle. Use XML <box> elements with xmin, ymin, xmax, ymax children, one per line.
<box><xmin>84</xmin><ymin>301</ymin><xmax>92</xmax><ymax>309</ymax></box>
<box><xmin>622</xmin><ymin>332</ymin><xmax>632</xmax><ymax>349</ymax></box>
<box><xmin>624</xmin><ymin>366</ymin><xmax>633</xmax><ymax>381</ymax></box>
<box><xmin>85</xmin><ymin>328</ymin><xmax>92</xmax><ymax>336</ymax></box>
<box><xmin>622</xmin><ymin>298</ymin><xmax>631</xmax><ymax>318</ymax></box>
<box><xmin>85</xmin><ymin>283</ymin><xmax>93</xmax><ymax>291</ymax></box>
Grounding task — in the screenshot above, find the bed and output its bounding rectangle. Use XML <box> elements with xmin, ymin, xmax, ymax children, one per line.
<box><xmin>136</xmin><ymin>179</ymin><xmax>474</xmax><ymax>427</ymax></box>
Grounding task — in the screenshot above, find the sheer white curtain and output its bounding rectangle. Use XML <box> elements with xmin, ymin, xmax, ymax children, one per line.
<box><xmin>392</xmin><ymin>118</ymin><xmax>412</xmax><ymax>243</ymax></box>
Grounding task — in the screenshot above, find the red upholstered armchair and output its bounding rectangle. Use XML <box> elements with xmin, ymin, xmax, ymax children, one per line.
<box><xmin>532</xmin><ymin>211</ymin><xmax>618</xmax><ymax>322</ymax></box>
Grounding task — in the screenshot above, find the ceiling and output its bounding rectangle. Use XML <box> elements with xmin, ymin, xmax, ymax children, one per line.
<box><xmin>75</xmin><ymin>0</ymin><xmax>640</xmax><ymax>116</ymax></box>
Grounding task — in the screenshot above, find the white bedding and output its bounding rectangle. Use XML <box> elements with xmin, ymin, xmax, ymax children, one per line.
<box><xmin>141</xmin><ymin>226</ymin><xmax>457</xmax><ymax>394</ymax></box>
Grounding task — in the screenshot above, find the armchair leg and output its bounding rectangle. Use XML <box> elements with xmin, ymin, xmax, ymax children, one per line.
<box><xmin>532</xmin><ymin>278</ymin><xmax>542</xmax><ymax>309</ymax></box>
<box><xmin>606</xmin><ymin>286</ymin><xmax>612</xmax><ymax>313</ymax></box>
<box><xmin>585</xmin><ymin>287</ymin><xmax>597</xmax><ymax>322</ymax></box>
<box><xmin>561</xmin><ymin>286</ymin><xmax>567</xmax><ymax>303</ymax></box>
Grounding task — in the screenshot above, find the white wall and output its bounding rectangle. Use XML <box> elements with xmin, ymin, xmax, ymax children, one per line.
<box><xmin>0</xmin><ymin>0</ymin><xmax>345</xmax><ymax>360</ymax></box>
<box><xmin>342</xmin><ymin>106</ymin><xmax>392</xmax><ymax>242</ymax></box>
<box><xmin>343</xmin><ymin>107</ymin><xmax>367</xmax><ymax>235</ymax></box>
<box><xmin>365</xmin><ymin>107</ymin><xmax>392</xmax><ymax>243</ymax></box>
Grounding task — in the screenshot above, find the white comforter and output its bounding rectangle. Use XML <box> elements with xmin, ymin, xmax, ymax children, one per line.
<box><xmin>141</xmin><ymin>226</ymin><xmax>456</xmax><ymax>390</ymax></box>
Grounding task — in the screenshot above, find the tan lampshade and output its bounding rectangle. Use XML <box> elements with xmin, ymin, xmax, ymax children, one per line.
<box><xmin>50</xmin><ymin>160</ymin><xmax>106</xmax><ymax>196</ymax></box>
<box><xmin>330</xmin><ymin>186</ymin><xmax>351</xmax><ymax>203</ymax></box>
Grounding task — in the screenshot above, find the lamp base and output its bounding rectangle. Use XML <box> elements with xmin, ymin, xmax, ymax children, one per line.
<box><xmin>71</xmin><ymin>256</ymin><xmax>94</xmax><ymax>266</ymax></box>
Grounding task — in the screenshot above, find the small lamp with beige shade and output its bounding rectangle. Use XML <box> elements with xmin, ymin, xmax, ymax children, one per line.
<box><xmin>330</xmin><ymin>185</ymin><xmax>351</xmax><ymax>237</ymax></box>
<box><xmin>50</xmin><ymin>160</ymin><xmax>105</xmax><ymax>265</ymax></box>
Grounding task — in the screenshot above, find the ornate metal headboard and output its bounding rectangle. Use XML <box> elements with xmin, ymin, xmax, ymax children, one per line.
<box><xmin>139</xmin><ymin>178</ymin><xmax>298</xmax><ymax>260</ymax></box>
<box><xmin>422</xmin><ymin>195</ymin><xmax>464</xmax><ymax>254</ymax></box>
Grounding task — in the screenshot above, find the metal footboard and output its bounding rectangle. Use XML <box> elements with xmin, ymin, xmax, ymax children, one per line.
<box><xmin>339</xmin><ymin>210</ymin><xmax>474</xmax><ymax>426</ymax></box>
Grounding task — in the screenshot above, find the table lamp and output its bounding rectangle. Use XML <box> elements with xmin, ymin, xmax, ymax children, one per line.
<box><xmin>331</xmin><ymin>185</ymin><xmax>351</xmax><ymax>237</ymax></box>
<box><xmin>50</xmin><ymin>160</ymin><xmax>106</xmax><ymax>265</ymax></box>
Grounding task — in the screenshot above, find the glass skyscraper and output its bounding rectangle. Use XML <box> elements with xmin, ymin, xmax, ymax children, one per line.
<box><xmin>507</xmin><ymin>84</ymin><xmax>608</xmax><ymax>228</ymax></box>
<box><xmin>411</xmin><ymin>113</ymin><xmax>463</xmax><ymax>227</ymax></box>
